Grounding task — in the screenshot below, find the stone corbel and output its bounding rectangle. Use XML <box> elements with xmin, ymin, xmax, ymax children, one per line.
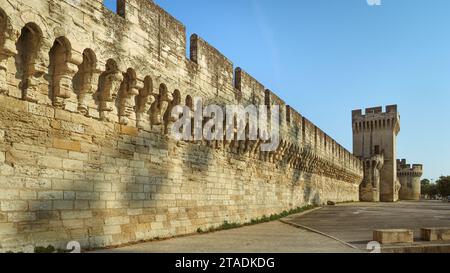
<box><xmin>150</xmin><ymin>87</ymin><xmax>173</xmax><ymax>127</ymax></box>
<box><xmin>160</xmin><ymin>91</ymin><xmax>173</xmax><ymax>128</ymax></box>
<box><xmin>294</xmin><ymin>154</ymin><xmax>299</xmax><ymax>168</ymax></box>
<box><xmin>119</xmin><ymin>75</ymin><xmax>143</xmax><ymax>125</ymax></box>
<box><xmin>22</xmin><ymin>59</ymin><xmax>48</xmax><ymax>102</ymax></box>
<box><xmin>164</xmin><ymin>91</ymin><xmax>183</xmax><ymax>135</ymax></box>
<box><xmin>0</xmin><ymin>39</ymin><xmax>17</xmax><ymax>93</ymax></box>
<box><xmin>277</xmin><ymin>143</ymin><xmax>287</xmax><ymax>162</ymax></box>
<box><xmin>287</xmin><ymin>149</ymin><xmax>296</xmax><ymax>167</ymax></box>
<box><xmin>79</xmin><ymin>63</ymin><xmax>102</xmax><ymax>116</ymax></box>
<box><xmin>136</xmin><ymin>86</ymin><xmax>156</xmax><ymax>130</ymax></box>
<box><xmin>0</xmin><ymin>35</ymin><xmax>17</xmax><ymax>58</ymax></box>
<box><xmin>250</xmin><ymin>139</ymin><xmax>261</xmax><ymax>158</ymax></box>
<box><xmin>271</xmin><ymin>142</ymin><xmax>284</xmax><ymax>163</ymax></box>
<box><xmin>99</xmin><ymin>67</ymin><xmax>124</xmax><ymax>122</ymax></box>
<box><xmin>52</xmin><ymin>51</ymin><xmax>82</xmax><ymax>108</ymax></box>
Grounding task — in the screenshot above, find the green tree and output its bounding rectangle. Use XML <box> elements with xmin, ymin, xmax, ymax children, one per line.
<box><xmin>436</xmin><ymin>176</ymin><xmax>450</xmax><ymax>197</ymax></box>
<box><xmin>421</xmin><ymin>179</ymin><xmax>430</xmax><ymax>186</ymax></box>
<box><xmin>421</xmin><ymin>179</ymin><xmax>439</xmax><ymax>198</ymax></box>
<box><xmin>429</xmin><ymin>183</ymin><xmax>438</xmax><ymax>197</ymax></box>
<box><xmin>421</xmin><ymin>179</ymin><xmax>432</xmax><ymax>196</ymax></box>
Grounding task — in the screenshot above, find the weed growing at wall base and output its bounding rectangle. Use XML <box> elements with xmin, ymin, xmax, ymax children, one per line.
<box><xmin>197</xmin><ymin>205</ymin><xmax>317</xmax><ymax>234</ymax></box>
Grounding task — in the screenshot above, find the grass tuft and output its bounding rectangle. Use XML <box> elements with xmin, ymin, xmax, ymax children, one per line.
<box><xmin>197</xmin><ymin>204</ymin><xmax>317</xmax><ymax>234</ymax></box>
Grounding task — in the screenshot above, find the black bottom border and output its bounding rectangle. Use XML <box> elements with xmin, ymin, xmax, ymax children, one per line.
<box><xmin>0</xmin><ymin>253</ymin><xmax>443</xmax><ymax>272</ymax></box>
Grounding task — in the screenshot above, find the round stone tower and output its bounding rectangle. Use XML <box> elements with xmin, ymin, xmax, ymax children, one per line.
<box><xmin>397</xmin><ymin>159</ymin><xmax>423</xmax><ymax>200</ymax></box>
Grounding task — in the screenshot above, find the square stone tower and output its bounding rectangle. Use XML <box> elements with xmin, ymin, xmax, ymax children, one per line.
<box><xmin>352</xmin><ymin>105</ymin><xmax>401</xmax><ymax>202</ymax></box>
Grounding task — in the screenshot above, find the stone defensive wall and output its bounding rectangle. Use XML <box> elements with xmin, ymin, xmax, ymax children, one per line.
<box><xmin>0</xmin><ymin>0</ymin><xmax>363</xmax><ymax>251</ymax></box>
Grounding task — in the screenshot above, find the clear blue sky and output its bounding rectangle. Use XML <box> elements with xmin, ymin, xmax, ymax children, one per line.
<box><xmin>105</xmin><ymin>0</ymin><xmax>450</xmax><ymax>180</ymax></box>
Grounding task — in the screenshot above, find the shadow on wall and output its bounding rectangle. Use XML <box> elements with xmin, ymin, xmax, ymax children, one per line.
<box><xmin>64</xmin><ymin>128</ymin><xmax>173</xmax><ymax>250</ymax></box>
<box><xmin>303</xmin><ymin>186</ymin><xmax>321</xmax><ymax>206</ymax></box>
<box><xmin>274</xmin><ymin>142</ymin><xmax>319</xmax><ymax>207</ymax></box>
<box><xmin>0</xmin><ymin>107</ymin><xmax>178</xmax><ymax>251</ymax></box>
<box><xmin>183</xmin><ymin>143</ymin><xmax>213</xmax><ymax>173</ymax></box>
<box><xmin>301</xmin><ymin>144</ymin><xmax>321</xmax><ymax>205</ymax></box>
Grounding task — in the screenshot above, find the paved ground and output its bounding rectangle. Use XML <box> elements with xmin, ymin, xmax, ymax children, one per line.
<box><xmin>286</xmin><ymin>201</ymin><xmax>450</xmax><ymax>249</ymax></box>
<box><xmin>94</xmin><ymin>221</ymin><xmax>362</xmax><ymax>253</ymax></box>
<box><xmin>93</xmin><ymin>201</ymin><xmax>450</xmax><ymax>253</ymax></box>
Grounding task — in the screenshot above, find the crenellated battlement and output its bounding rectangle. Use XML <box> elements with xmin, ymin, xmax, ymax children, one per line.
<box><xmin>352</xmin><ymin>105</ymin><xmax>400</xmax><ymax>134</ymax></box>
<box><xmin>0</xmin><ymin>0</ymin><xmax>364</xmax><ymax>173</ymax></box>
<box><xmin>352</xmin><ymin>104</ymin><xmax>398</xmax><ymax>118</ymax></box>
<box><xmin>397</xmin><ymin>159</ymin><xmax>423</xmax><ymax>176</ymax></box>
<box><xmin>234</xmin><ymin>67</ymin><xmax>265</xmax><ymax>104</ymax></box>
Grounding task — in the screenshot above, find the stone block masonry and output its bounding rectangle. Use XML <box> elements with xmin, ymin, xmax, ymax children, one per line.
<box><xmin>352</xmin><ymin>106</ymin><xmax>401</xmax><ymax>202</ymax></box>
<box><xmin>0</xmin><ymin>0</ymin><xmax>363</xmax><ymax>251</ymax></box>
<box><xmin>397</xmin><ymin>159</ymin><xmax>423</xmax><ymax>201</ymax></box>
<box><xmin>421</xmin><ymin>228</ymin><xmax>450</xmax><ymax>242</ymax></box>
<box><xmin>373</xmin><ymin>229</ymin><xmax>414</xmax><ymax>245</ymax></box>
<box><xmin>352</xmin><ymin>106</ymin><xmax>423</xmax><ymax>202</ymax></box>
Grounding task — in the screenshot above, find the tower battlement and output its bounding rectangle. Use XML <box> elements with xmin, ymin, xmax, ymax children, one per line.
<box><xmin>352</xmin><ymin>105</ymin><xmax>400</xmax><ymax>134</ymax></box>
<box><xmin>397</xmin><ymin>159</ymin><xmax>424</xmax><ymax>176</ymax></box>
<box><xmin>352</xmin><ymin>104</ymin><xmax>398</xmax><ymax>118</ymax></box>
